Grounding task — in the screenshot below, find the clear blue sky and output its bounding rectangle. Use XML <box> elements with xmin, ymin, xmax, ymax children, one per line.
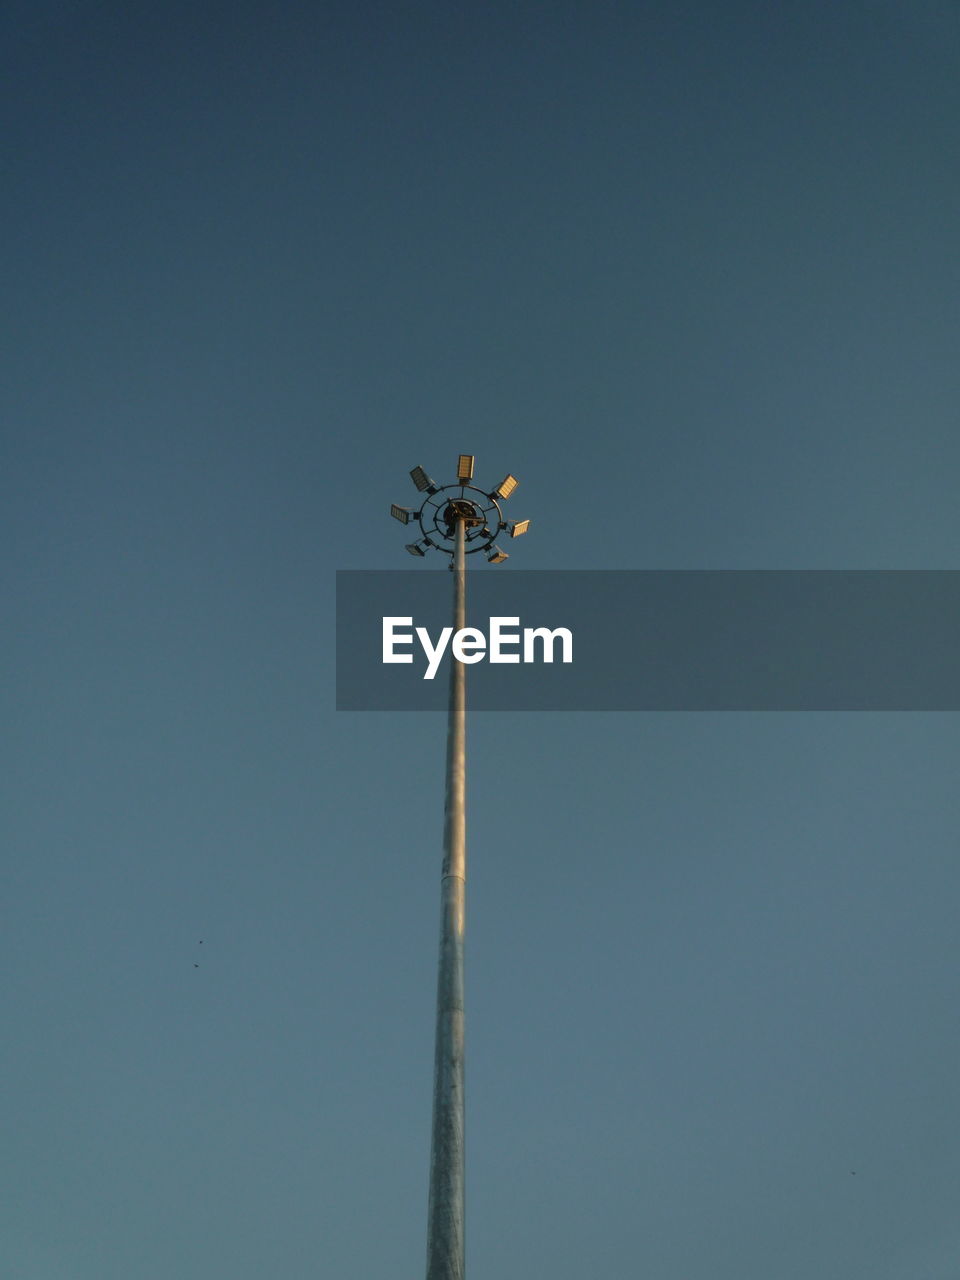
<box><xmin>3</xmin><ymin>2</ymin><xmax>959</xmax><ymax>1276</ymax></box>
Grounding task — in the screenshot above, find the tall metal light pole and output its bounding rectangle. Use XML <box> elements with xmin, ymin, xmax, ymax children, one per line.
<box><xmin>391</xmin><ymin>456</ymin><xmax>529</xmax><ymax>1280</ymax></box>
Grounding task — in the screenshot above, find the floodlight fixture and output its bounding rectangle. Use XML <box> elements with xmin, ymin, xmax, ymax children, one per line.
<box><xmin>392</xmin><ymin>457</ymin><xmax>528</xmax><ymax>563</ymax></box>
<box><xmin>410</xmin><ymin>465</ymin><xmax>438</xmax><ymax>494</ymax></box>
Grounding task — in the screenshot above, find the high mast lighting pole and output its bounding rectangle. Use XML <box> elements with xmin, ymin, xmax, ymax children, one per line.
<box><xmin>390</xmin><ymin>456</ymin><xmax>530</xmax><ymax>1280</ymax></box>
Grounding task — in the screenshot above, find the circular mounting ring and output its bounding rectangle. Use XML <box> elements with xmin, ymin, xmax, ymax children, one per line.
<box><xmin>417</xmin><ymin>483</ymin><xmax>505</xmax><ymax>555</ymax></box>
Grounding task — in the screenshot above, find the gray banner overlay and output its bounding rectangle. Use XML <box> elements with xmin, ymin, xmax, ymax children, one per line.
<box><xmin>336</xmin><ymin>571</ymin><xmax>960</xmax><ymax>710</ymax></box>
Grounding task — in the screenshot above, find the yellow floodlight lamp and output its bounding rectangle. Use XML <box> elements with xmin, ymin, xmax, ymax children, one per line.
<box><xmin>491</xmin><ymin>473</ymin><xmax>519</xmax><ymax>500</ymax></box>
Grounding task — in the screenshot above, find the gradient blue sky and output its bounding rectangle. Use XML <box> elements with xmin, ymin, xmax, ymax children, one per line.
<box><xmin>4</xmin><ymin>2</ymin><xmax>960</xmax><ymax>1276</ymax></box>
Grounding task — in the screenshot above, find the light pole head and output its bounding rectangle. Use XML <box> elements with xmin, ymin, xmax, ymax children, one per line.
<box><xmin>390</xmin><ymin>456</ymin><xmax>530</xmax><ymax>561</ymax></box>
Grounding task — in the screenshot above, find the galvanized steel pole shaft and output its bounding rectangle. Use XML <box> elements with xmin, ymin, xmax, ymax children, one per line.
<box><xmin>426</xmin><ymin>518</ymin><xmax>467</xmax><ymax>1280</ymax></box>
